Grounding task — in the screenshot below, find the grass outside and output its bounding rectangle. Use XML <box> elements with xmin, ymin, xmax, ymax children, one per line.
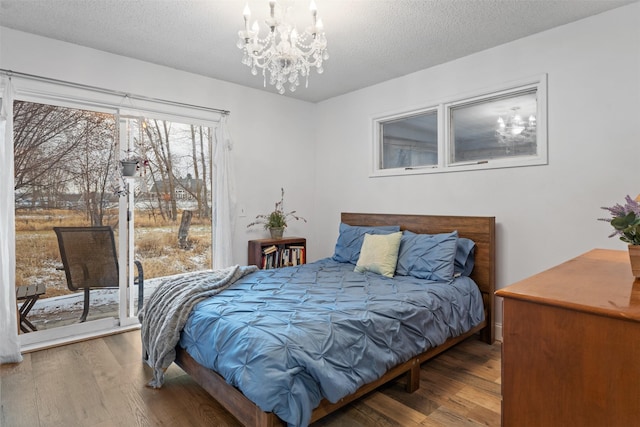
<box><xmin>15</xmin><ymin>208</ymin><xmax>212</xmax><ymax>300</ymax></box>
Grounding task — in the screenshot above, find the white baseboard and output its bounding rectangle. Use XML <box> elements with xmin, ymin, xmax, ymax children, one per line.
<box><xmin>494</xmin><ymin>322</ymin><xmax>503</xmax><ymax>342</ymax></box>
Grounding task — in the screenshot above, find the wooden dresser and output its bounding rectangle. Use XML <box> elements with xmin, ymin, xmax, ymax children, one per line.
<box><xmin>496</xmin><ymin>249</ymin><xmax>640</xmax><ymax>427</ymax></box>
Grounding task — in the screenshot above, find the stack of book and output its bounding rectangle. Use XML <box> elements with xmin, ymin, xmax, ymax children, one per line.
<box><xmin>261</xmin><ymin>245</ymin><xmax>306</xmax><ymax>269</ymax></box>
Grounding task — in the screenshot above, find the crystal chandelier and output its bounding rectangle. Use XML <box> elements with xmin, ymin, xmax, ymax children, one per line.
<box><xmin>496</xmin><ymin>107</ymin><xmax>536</xmax><ymax>149</ymax></box>
<box><xmin>237</xmin><ymin>0</ymin><xmax>329</xmax><ymax>95</ymax></box>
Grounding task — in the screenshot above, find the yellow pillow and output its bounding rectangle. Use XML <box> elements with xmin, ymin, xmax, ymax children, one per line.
<box><xmin>354</xmin><ymin>232</ymin><xmax>402</xmax><ymax>278</ymax></box>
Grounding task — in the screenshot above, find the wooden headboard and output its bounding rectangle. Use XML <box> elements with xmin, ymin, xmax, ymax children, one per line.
<box><xmin>341</xmin><ymin>212</ymin><xmax>496</xmax><ymax>344</ymax></box>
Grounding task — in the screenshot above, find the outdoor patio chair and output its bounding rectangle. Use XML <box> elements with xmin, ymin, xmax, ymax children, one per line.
<box><xmin>53</xmin><ymin>226</ymin><xmax>144</xmax><ymax>323</ymax></box>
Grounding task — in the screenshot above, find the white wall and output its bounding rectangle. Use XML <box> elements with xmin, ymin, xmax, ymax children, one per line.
<box><xmin>0</xmin><ymin>27</ymin><xmax>317</xmax><ymax>264</ymax></box>
<box><xmin>312</xmin><ymin>3</ymin><xmax>640</xmax><ymax>328</ymax></box>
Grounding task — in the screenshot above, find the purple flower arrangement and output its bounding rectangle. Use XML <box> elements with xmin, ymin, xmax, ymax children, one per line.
<box><xmin>600</xmin><ymin>195</ymin><xmax>640</xmax><ymax>245</ymax></box>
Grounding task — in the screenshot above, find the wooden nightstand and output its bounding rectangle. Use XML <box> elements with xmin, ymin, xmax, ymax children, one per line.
<box><xmin>248</xmin><ymin>237</ymin><xmax>306</xmax><ymax>269</ymax></box>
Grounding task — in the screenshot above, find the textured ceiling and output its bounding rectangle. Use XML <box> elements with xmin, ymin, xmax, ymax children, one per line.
<box><xmin>0</xmin><ymin>0</ymin><xmax>636</xmax><ymax>102</ymax></box>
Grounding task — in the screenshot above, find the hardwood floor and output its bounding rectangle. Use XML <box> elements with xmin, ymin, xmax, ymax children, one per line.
<box><xmin>0</xmin><ymin>331</ymin><xmax>501</xmax><ymax>426</ymax></box>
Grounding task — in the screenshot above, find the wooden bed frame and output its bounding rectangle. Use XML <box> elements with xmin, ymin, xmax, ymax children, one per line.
<box><xmin>174</xmin><ymin>213</ymin><xmax>496</xmax><ymax>427</ymax></box>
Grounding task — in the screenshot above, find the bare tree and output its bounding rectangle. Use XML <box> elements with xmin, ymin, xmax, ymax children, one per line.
<box><xmin>68</xmin><ymin>113</ymin><xmax>116</xmax><ymax>225</ymax></box>
<box><xmin>12</xmin><ymin>101</ymin><xmax>119</xmax><ymax>222</ymax></box>
<box><xmin>199</xmin><ymin>126</ymin><xmax>211</xmax><ymax>218</ymax></box>
<box><xmin>161</xmin><ymin>120</ymin><xmax>178</xmax><ymax>221</ymax></box>
<box><xmin>13</xmin><ymin>101</ymin><xmax>93</xmax><ymax>205</ymax></box>
<box><xmin>144</xmin><ymin>119</ymin><xmax>178</xmax><ymax>221</ymax></box>
<box><xmin>185</xmin><ymin>125</ymin><xmax>211</xmax><ymax>218</ymax></box>
<box><xmin>139</xmin><ymin>119</ymin><xmax>214</xmax><ymax>223</ymax></box>
<box><xmin>190</xmin><ymin>125</ymin><xmax>202</xmax><ymax>216</ymax></box>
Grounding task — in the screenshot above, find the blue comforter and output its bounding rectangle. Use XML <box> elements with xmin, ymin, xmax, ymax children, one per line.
<box><xmin>179</xmin><ymin>258</ymin><xmax>484</xmax><ymax>426</ymax></box>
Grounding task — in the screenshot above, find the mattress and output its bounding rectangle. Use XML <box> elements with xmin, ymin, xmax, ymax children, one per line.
<box><xmin>179</xmin><ymin>258</ymin><xmax>484</xmax><ymax>426</ymax></box>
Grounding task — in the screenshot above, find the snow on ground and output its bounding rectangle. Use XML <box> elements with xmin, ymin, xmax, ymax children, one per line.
<box><xmin>23</xmin><ymin>277</ymin><xmax>166</xmax><ymax>329</ymax></box>
<box><xmin>22</xmin><ymin>267</ymin><xmax>226</xmax><ymax>329</ymax></box>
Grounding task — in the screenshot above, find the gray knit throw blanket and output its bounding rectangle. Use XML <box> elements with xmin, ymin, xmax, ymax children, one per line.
<box><xmin>138</xmin><ymin>265</ymin><xmax>258</xmax><ymax>388</ymax></box>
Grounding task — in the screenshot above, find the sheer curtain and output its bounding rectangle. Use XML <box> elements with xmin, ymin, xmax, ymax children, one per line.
<box><xmin>212</xmin><ymin>115</ymin><xmax>236</xmax><ymax>269</ymax></box>
<box><xmin>0</xmin><ymin>78</ymin><xmax>22</xmax><ymax>364</ymax></box>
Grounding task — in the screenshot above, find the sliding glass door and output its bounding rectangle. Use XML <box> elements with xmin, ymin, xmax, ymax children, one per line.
<box><xmin>13</xmin><ymin>100</ymin><xmax>124</xmax><ymax>344</ymax></box>
<box><xmin>13</xmin><ymin>100</ymin><xmax>216</xmax><ymax>346</ymax></box>
<box><xmin>3</xmin><ymin>67</ymin><xmax>225</xmax><ymax>350</ymax></box>
<box><xmin>118</xmin><ymin>114</ymin><xmax>214</xmax><ymax>287</ymax></box>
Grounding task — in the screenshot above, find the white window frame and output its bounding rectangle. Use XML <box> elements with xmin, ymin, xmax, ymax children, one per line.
<box><xmin>372</xmin><ymin>105</ymin><xmax>441</xmax><ymax>175</ymax></box>
<box><xmin>371</xmin><ymin>74</ymin><xmax>547</xmax><ymax>177</ymax></box>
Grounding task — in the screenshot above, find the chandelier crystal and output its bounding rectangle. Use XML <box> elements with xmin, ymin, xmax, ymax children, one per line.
<box><xmin>496</xmin><ymin>107</ymin><xmax>536</xmax><ymax>150</ymax></box>
<box><xmin>237</xmin><ymin>0</ymin><xmax>329</xmax><ymax>94</ymax></box>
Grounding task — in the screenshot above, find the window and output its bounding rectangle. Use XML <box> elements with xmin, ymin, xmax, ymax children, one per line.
<box><xmin>372</xmin><ymin>75</ymin><xmax>547</xmax><ymax>176</ymax></box>
<box><xmin>379</xmin><ymin>109</ymin><xmax>438</xmax><ymax>170</ymax></box>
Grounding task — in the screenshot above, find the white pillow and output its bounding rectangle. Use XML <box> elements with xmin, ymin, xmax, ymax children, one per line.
<box><xmin>354</xmin><ymin>232</ymin><xmax>402</xmax><ymax>278</ymax></box>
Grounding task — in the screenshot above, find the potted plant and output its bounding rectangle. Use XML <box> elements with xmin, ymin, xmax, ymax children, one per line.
<box><xmin>120</xmin><ymin>159</ymin><xmax>138</xmax><ymax>176</ymax></box>
<box><xmin>247</xmin><ymin>188</ymin><xmax>306</xmax><ymax>239</ymax></box>
<box><xmin>120</xmin><ymin>149</ymin><xmax>149</xmax><ymax>177</ymax></box>
<box><xmin>600</xmin><ymin>194</ymin><xmax>640</xmax><ymax>277</ymax></box>
<box><xmin>120</xmin><ymin>148</ymin><xmax>139</xmax><ymax>176</ymax></box>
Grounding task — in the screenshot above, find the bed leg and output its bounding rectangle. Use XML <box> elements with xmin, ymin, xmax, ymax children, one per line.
<box><xmin>405</xmin><ymin>359</ymin><xmax>420</xmax><ymax>393</ymax></box>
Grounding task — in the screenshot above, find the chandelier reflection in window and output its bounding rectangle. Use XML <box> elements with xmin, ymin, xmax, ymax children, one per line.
<box><xmin>496</xmin><ymin>107</ymin><xmax>536</xmax><ymax>153</ymax></box>
<box><xmin>237</xmin><ymin>0</ymin><xmax>329</xmax><ymax>95</ymax></box>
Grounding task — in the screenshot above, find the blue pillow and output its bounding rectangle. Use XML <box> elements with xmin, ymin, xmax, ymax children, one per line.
<box><xmin>455</xmin><ymin>237</ymin><xmax>476</xmax><ymax>277</ymax></box>
<box><xmin>332</xmin><ymin>223</ymin><xmax>401</xmax><ymax>264</ymax></box>
<box><xmin>396</xmin><ymin>230</ymin><xmax>459</xmax><ymax>281</ymax></box>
